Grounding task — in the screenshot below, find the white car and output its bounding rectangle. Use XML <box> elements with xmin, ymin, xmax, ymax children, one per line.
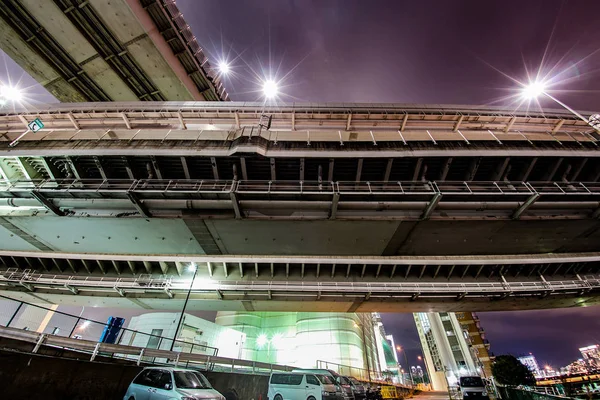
<box><xmin>268</xmin><ymin>371</ymin><xmax>343</xmax><ymax>400</ymax></box>
<box><xmin>124</xmin><ymin>367</ymin><xmax>225</xmax><ymax>400</ymax></box>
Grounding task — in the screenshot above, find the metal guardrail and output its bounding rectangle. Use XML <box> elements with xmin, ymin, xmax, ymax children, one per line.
<box><xmin>2</xmin><ymin>179</ymin><xmax>600</xmax><ymax>196</ymax></box>
<box><xmin>0</xmin><ymin>325</ymin><xmax>293</xmax><ymax>374</ymax></box>
<box><xmin>1</xmin><ymin>179</ymin><xmax>599</xmax><ymax>220</ymax></box>
<box><xmin>1</xmin><ymin>269</ymin><xmax>599</xmax><ymax>299</ymax></box>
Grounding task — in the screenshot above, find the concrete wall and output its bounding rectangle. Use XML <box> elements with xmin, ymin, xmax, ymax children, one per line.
<box><xmin>0</xmin><ymin>346</ymin><xmax>268</xmax><ymax>400</ymax></box>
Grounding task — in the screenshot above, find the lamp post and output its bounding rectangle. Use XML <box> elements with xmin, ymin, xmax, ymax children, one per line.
<box><xmin>354</xmin><ymin>318</ymin><xmax>372</xmax><ymax>382</ymax></box>
<box><xmin>521</xmin><ymin>82</ymin><xmax>600</xmax><ymax>134</ymax></box>
<box><xmin>396</xmin><ymin>345</ymin><xmax>414</xmax><ymax>387</ymax></box>
<box><xmin>169</xmin><ymin>263</ymin><xmax>198</xmax><ymax>351</ymax></box>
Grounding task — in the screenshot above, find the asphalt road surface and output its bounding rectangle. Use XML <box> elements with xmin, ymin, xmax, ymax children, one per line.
<box><xmin>414</xmin><ymin>392</ymin><xmax>450</xmax><ymax>400</ymax></box>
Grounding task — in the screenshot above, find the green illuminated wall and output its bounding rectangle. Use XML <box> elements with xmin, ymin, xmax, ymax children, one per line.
<box><xmin>215</xmin><ymin>311</ymin><xmax>381</xmax><ymax>377</ymax></box>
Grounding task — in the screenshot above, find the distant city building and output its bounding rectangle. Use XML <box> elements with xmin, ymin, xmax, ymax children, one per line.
<box><xmin>414</xmin><ymin>312</ymin><xmax>480</xmax><ymax>391</ymax></box>
<box><xmin>562</xmin><ymin>359</ymin><xmax>588</xmax><ymax>376</ymax></box>
<box><xmin>580</xmin><ymin>345</ymin><xmax>600</xmax><ymax>369</ymax></box>
<box><xmin>119</xmin><ymin>312</ymin><xmax>246</xmax><ymax>359</ymax></box>
<box><xmin>518</xmin><ymin>354</ymin><xmax>543</xmax><ymax>379</ymax></box>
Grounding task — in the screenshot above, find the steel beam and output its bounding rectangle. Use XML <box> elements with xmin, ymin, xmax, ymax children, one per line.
<box><xmin>240</xmin><ymin>158</ymin><xmax>248</xmax><ymax>180</ymax></box>
<box><xmin>270</xmin><ymin>158</ymin><xmax>276</xmax><ymax>181</ymax></box>
<box><xmin>211</xmin><ymin>157</ymin><xmax>220</xmax><ymax>180</ymax></box>
<box><xmin>127</xmin><ymin>261</ymin><xmax>136</xmax><ymax>275</ymax></box>
<box><xmin>329</xmin><ymin>193</ymin><xmax>340</xmax><ymax>220</ymax></box>
<box><xmin>384</xmin><ymin>159</ymin><xmax>393</xmax><ymax>182</ymax></box>
<box><xmin>543</xmin><ymin>158</ymin><xmax>563</xmax><ymax>182</ymax></box>
<box><xmin>143</xmin><ymin>261</ymin><xmax>153</xmax><ymax>274</ymax></box>
<box><xmin>30</xmin><ymin>191</ymin><xmax>65</xmax><ymax>216</ymax></box>
<box><xmin>519</xmin><ymin>158</ymin><xmax>537</xmax><ymax>181</ymax></box>
<box><xmin>150</xmin><ymin>156</ymin><xmax>163</xmax><ymax>180</ymax></box>
<box><xmin>412</xmin><ymin>158</ymin><xmax>423</xmax><ymax>182</ymax></box>
<box><xmin>93</xmin><ymin>157</ymin><xmax>108</xmax><ymax>180</ymax></box>
<box><xmin>453</xmin><ymin>115</ymin><xmax>464</xmax><ymax>132</ymax></box>
<box><xmin>66</xmin><ymin>157</ymin><xmax>83</xmax><ymax>179</ymax></box>
<box><xmin>465</xmin><ymin>158</ymin><xmax>481</xmax><ymax>181</ymax></box>
<box><xmin>126</xmin><ymin>192</ymin><xmax>151</xmax><ymax>218</ymax></box>
<box><xmin>230</xmin><ymin>192</ymin><xmax>242</xmax><ymax>219</ymax></box>
<box><xmin>439</xmin><ymin>158</ymin><xmax>452</xmax><ymax>181</ymax></box>
<box><xmin>180</xmin><ymin>157</ymin><xmax>191</xmax><ymax>179</ymax></box>
<box><xmin>355</xmin><ymin>159</ymin><xmax>363</xmax><ymax>182</ymax></box>
<box><xmin>512</xmin><ymin>193</ymin><xmax>541</xmax><ymax>220</ymax></box>
<box><xmin>570</xmin><ymin>158</ymin><xmax>587</xmax><ymax>181</ymax></box>
<box><xmin>420</xmin><ymin>193</ymin><xmax>442</xmax><ymax>220</ymax></box>
<box><xmin>493</xmin><ymin>158</ymin><xmax>510</xmax><ymax>181</ymax></box>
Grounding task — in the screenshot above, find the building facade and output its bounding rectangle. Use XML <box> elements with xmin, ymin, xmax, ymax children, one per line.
<box><xmin>414</xmin><ymin>312</ymin><xmax>480</xmax><ymax>391</ymax></box>
<box><xmin>455</xmin><ymin>312</ymin><xmax>494</xmax><ymax>378</ymax></box>
<box><xmin>215</xmin><ymin>311</ymin><xmax>398</xmax><ymax>381</ymax></box>
<box><xmin>119</xmin><ymin>312</ymin><xmax>246</xmax><ymax>359</ymax></box>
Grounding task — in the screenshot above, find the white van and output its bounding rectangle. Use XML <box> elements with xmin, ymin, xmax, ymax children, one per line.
<box><xmin>268</xmin><ymin>372</ymin><xmax>342</xmax><ymax>400</ymax></box>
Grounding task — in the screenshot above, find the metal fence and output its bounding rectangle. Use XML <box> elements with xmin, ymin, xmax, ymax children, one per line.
<box><xmin>0</xmin><ymin>296</ymin><xmax>294</xmax><ymax>375</ymax></box>
<box><xmin>497</xmin><ymin>386</ymin><xmax>573</xmax><ymax>400</ymax></box>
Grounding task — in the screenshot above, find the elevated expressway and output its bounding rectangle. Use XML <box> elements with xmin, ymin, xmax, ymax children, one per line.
<box><xmin>0</xmin><ymin>0</ymin><xmax>227</xmax><ymax>101</ymax></box>
<box><xmin>0</xmin><ymin>102</ymin><xmax>599</xmax><ymax>311</ymax></box>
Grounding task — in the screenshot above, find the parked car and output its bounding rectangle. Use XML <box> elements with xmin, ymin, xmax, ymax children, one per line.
<box><xmin>335</xmin><ymin>376</ymin><xmax>356</xmax><ymax>400</ymax></box>
<box><xmin>457</xmin><ymin>376</ymin><xmax>489</xmax><ymax>400</ymax></box>
<box><xmin>292</xmin><ymin>369</ymin><xmax>348</xmax><ymax>400</ymax></box>
<box><xmin>124</xmin><ymin>367</ymin><xmax>225</xmax><ymax>400</ymax></box>
<box><xmin>345</xmin><ymin>377</ymin><xmax>366</xmax><ymax>400</ymax></box>
<box><xmin>268</xmin><ymin>371</ymin><xmax>342</xmax><ymax>400</ymax></box>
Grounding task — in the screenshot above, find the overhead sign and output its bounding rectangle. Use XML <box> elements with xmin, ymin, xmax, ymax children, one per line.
<box><xmin>27</xmin><ymin>118</ymin><xmax>44</xmax><ymax>133</ymax></box>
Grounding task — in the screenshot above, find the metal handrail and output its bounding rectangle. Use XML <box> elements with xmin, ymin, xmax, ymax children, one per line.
<box><xmin>0</xmin><ymin>325</ymin><xmax>293</xmax><ymax>373</ymax></box>
<box><xmin>2</xmin><ymin>269</ymin><xmax>598</xmax><ymax>296</ymax></box>
<box><xmin>2</xmin><ymin>179</ymin><xmax>600</xmax><ymax>196</ymax></box>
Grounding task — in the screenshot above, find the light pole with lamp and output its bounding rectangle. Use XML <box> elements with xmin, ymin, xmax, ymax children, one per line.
<box><xmin>396</xmin><ymin>345</ymin><xmax>414</xmax><ymax>387</ymax></box>
<box><xmin>521</xmin><ymin>81</ymin><xmax>600</xmax><ymax>135</ymax></box>
<box><xmin>169</xmin><ymin>263</ymin><xmax>198</xmax><ymax>351</ymax></box>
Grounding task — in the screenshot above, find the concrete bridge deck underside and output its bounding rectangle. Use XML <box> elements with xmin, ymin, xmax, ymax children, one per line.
<box><xmin>1</xmin><ymin>217</ymin><xmax>599</xmax><ymax>259</ymax></box>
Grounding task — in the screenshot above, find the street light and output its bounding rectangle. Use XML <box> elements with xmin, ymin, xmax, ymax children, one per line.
<box><xmin>521</xmin><ymin>80</ymin><xmax>600</xmax><ymax>133</ymax></box>
<box><xmin>256</xmin><ymin>333</ymin><xmax>283</xmax><ymax>362</ymax></box>
<box><xmin>396</xmin><ymin>345</ymin><xmax>414</xmax><ymax>387</ymax></box>
<box><xmin>218</xmin><ymin>61</ymin><xmax>230</xmax><ymax>75</ymax></box>
<box><xmin>262</xmin><ymin>79</ymin><xmax>278</xmax><ymax>99</ymax></box>
<box><xmin>169</xmin><ymin>262</ymin><xmax>198</xmax><ymax>351</ymax></box>
<box><xmin>0</xmin><ymin>85</ymin><xmax>23</xmax><ymax>103</ymax></box>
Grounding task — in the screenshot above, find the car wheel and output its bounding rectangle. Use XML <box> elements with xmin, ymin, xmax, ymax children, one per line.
<box><xmin>307</xmin><ymin>397</ymin><xmax>316</xmax><ymax>400</ymax></box>
<box><xmin>274</xmin><ymin>395</ymin><xmax>283</xmax><ymax>400</ymax></box>
<box><xmin>129</xmin><ymin>397</ymin><xmax>135</xmax><ymax>400</ymax></box>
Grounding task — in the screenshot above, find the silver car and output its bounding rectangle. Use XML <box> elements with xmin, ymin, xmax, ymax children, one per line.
<box><xmin>124</xmin><ymin>367</ymin><xmax>225</xmax><ymax>400</ymax></box>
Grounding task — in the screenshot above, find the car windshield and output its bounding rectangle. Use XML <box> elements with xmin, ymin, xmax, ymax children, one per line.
<box><xmin>338</xmin><ymin>376</ymin><xmax>351</xmax><ymax>385</ymax></box>
<box><xmin>316</xmin><ymin>374</ymin><xmax>335</xmax><ymax>384</ymax></box>
<box><xmin>173</xmin><ymin>371</ymin><xmax>212</xmax><ymax>389</ymax></box>
<box><xmin>348</xmin><ymin>377</ymin><xmax>361</xmax><ymax>385</ymax></box>
<box><xmin>460</xmin><ymin>377</ymin><xmax>484</xmax><ymax>387</ymax></box>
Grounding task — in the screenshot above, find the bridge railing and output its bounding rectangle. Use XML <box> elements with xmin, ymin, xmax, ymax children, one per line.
<box><xmin>2</xmin><ymin>178</ymin><xmax>600</xmax><ymax>199</ymax></box>
<box><xmin>2</xmin><ymin>268</ymin><xmax>599</xmax><ymax>299</ymax></box>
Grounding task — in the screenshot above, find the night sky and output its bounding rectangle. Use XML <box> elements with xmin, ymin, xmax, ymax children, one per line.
<box><xmin>2</xmin><ymin>0</ymin><xmax>600</xmax><ymax>370</ymax></box>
